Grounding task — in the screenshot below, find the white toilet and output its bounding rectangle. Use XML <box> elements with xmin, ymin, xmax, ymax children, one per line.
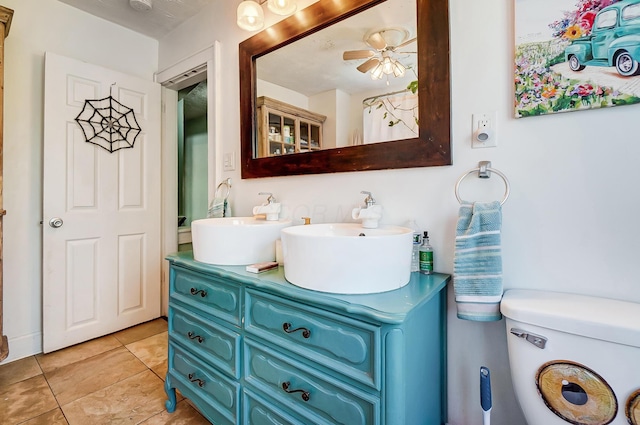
<box><xmin>501</xmin><ymin>289</ymin><xmax>640</xmax><ymax>425</ymax></box>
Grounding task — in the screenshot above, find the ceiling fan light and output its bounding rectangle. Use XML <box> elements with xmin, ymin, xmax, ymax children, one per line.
<box><xmin>381</xmin><ymin>56</ymin><xmax>394</xmax><ymax>75</ymax></box>
<box><xmin>392</xmin><ymin>60</ymin><xmax>406</xmax><ymax>77</ymax></box>
<box><xmin>237</xmin><ymin>0</ymin><xmax>265</xmax><ymax>31</ymax></box>
<box><xmin>267</xmin><ymin>0</ymin><xmax>297</xmax><ymax>15</ymax></box>
<box><xmin>371</xmin><ymin>63</ymin><xmax>384</xmax><ymax>80</ymax></box>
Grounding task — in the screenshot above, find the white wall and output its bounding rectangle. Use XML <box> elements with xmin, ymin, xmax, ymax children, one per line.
<box><xmin>257</xmin><ymin>79</ymin><xmax>309</xmax><ymax>110</ymax></box>
<box><xmin>308</xmin><ymin>90</ymin><xmax>337</xmax><ymax>149</ymax></box>
<box><xmin>159</xmin><ymin>1</ymin><xmax>640</xmax><ymax>424</ymax></box>
<box><xmin>309</xmin><ymin>89</ymin><xmax>352</xmax><ymax>149</ymax></box>
<box><xmin>0</xmin><ymin>0</ymin><xmax>158</xmax><ymax>362</ymax></box>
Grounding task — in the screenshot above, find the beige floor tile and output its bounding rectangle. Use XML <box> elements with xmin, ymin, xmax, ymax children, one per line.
<box><xmin>151</xmin><ymin>360</ymin><xmax>168</xmax><ymax>382</ymax></box>
<box><xmin>61</xmin><ymin>369</ymin><xmax>167</xmax><ymax>425</ymax></box>
<box><xmin>46</xmin><ymin>346</ymin><xmax>147</xmax><ymax>406</ymax></box>
<box><xmin>0</xmin><ymin>356</ymin><xmax>42</xmax><ymax>387</ymax></box>
<box><xmin>21</xmin><ymin>408</ymin><xmax>69</xmax><ymax>425</ymax></box>
<box><xmin>36</xmin><ymin>335</ymin><xmax>122</xmax><ymax>374</ymax></box>
<box><xmin>139</xmin><ymin>399</ymin><xmax>210</xmax><ymax>424</ymax></box>
<box><xmin>126</xmin><ymin>331</ymin><xmax>168</xmax><ymax>370</ymax></box>
<box><xmin>113</xmin><ymin>318</ymin><xmax>168</xmax><ymax>345</ymax></box>
<box><xmin>0</xmin><ymin>375</ymin><xmax>58</xmax><ymax>425</ymax></box>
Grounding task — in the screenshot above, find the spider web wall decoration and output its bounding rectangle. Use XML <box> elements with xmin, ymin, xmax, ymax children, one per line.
<box><xmin>75</xmin><ymin>96</ymin><xmax>142</xmax><ymax>153</ymax></box>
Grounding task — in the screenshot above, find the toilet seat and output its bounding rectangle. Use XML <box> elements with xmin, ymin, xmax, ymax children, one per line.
<box><xmin>627</xmin><ymin>390</ymin><xmax>640</xmax><ymax>425</ymax></box>
<box><xmin>536</xmin><ymin>360</ymin><xmax>617</xmax><ymax>425</ymax></box>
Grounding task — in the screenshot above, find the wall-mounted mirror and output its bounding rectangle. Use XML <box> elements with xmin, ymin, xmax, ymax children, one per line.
<box><xmin>240</xmin><ymin>0</ymin><xmax>450</xmax><ymax>178</ymax></box>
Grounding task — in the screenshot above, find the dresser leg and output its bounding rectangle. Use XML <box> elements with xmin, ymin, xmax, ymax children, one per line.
<box><xmin>164</xmin><ymin>375</ymin><xmax>177</xmax><ymax>413</ymax></box>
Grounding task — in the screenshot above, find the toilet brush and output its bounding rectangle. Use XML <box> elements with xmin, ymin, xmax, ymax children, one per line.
<box><xmin>480</xmin><ymin>366</ymin><xmax>492</xmax><ymax>425</ymax></box>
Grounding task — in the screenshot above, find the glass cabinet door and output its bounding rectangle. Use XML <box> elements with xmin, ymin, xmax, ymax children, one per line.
<box><xmin>267</xmin><ymin>113</ymin><xmax>297</xmax><ymax>156</ymax></box>
<box><xmin>310</xmin><ymin>124</ymin><xmax>321</xmax><ymax>150</ymax></box>
<box><xmin>299</xmin><ymin>121</ymin><xmax>310</xmax><ymax>152</ymax></box>
<box><xmin>300</xmin><ymin>121</ymin><xmax>321</xmax><ymax>152</ymax></box>
<box><xmin>283</xmin><ymin>117</ymin><xmax>295</xmax><ymax>154</ymax></box>
<box><xmin>268</xmin><ymin>112</ymin><xmax>284</xmax><ymax>156</ymax></box>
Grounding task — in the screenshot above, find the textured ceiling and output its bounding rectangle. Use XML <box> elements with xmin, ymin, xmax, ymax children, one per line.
<box><xmin>57</xmin><ymin>0</ymin><xmax>215</xmax><ymax>39</ymax></box>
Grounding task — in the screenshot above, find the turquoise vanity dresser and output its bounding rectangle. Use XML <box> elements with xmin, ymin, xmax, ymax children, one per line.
<box><xmin>164</xmin><ymin>251</ymin><xmax>450</xmax><ymax>425</ymax></box>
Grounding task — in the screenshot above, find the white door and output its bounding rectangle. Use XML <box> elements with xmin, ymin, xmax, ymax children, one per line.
<box><xmin>43</xmin><ymin>52</ymin><xmax>162</xmax><ymax>353</ymax></box>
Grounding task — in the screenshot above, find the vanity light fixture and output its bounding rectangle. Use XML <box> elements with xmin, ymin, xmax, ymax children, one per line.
<box><xmin>237</xmin><ymin>0</ymin><xmax>265</xmax><ymax>31</ymax></box>
<box><xmin>267</xmin><ymin>0</ymin><xmax>297</xmax><ymax>15</ymax></box>
<box><xmin>237</xmin><ymin>0</ymin><xmax>298</xmax><ymax>31</ymax></box>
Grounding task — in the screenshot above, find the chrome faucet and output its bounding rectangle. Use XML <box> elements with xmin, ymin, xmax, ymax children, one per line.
<box><xmin>259</xmin><ymin>192</ymin><xmax>276</xmax><ymax>204</ymax></box>
<box><xmin>253</xmin><ymin>192</ymin><xmax>281</xmax><ymax>221</ymax></box>
<box><xmin>361</xmin><ymin>191</ymin><xmax>375</xmax><ymax>208</ymax></box>
<box><xmin>353</xmin><ymin>191</ymin><xmax>382</xmax><ymax>229</ymax></box>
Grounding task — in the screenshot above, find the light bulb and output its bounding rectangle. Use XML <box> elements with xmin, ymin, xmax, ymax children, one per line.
<box><xmin>237</xmin><ymin>1</ymin><xmax>264</xmax><ymax>31</ymax></box>
<box><xmin>392</xmin><ymin>60</ymin><xmax>406</xmax><ymax>77</ymax></box>
<box><xmin>381</xmin><ymin>57</ymin><xmax>394</xmax><ymax>75</ymax></box>
<box><xmin>267</xmin><ymin>0</ymin><xmax>297</xmax><ymax>15</ymax></box>
<box><xmin>370</xmin><ymin>63</ymin><xmax>384</xmax><ymax>80</ymax></box>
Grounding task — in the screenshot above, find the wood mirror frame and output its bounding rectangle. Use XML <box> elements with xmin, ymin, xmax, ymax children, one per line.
<box><xmin>239</xmin><ymin>0</ymin><xmax>450</xmax><ymax>179</ymax></box>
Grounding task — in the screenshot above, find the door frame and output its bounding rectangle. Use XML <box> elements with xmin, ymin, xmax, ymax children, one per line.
<box><xmin>155</xmin><ymin>43</ymin><xmax>221</xmax><ymax>315</ymax></box>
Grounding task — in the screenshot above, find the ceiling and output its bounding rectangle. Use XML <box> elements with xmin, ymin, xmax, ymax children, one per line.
<box><xmin>57</xmin><ymin>0</ymin><xmax>216</xmax><ymax>39</ymax></box>
<box><xmin>59</xmin><ymin>0</ymin><xmax>417</xmax><ymax>100</ymax></box>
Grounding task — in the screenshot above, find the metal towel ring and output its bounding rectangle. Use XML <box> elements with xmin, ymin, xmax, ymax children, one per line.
<box><xmin>455</xmin><ymin>161</ymin><xmax>510</xmax><ymax>206</ymax></box>
<box><xmin>215</xmin><ymin>178</ymin><xmax>232</xmax><ymax>201</ymax></box>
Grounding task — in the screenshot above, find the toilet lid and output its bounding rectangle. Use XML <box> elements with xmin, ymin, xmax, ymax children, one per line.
<box><xmin>536</xmin><ymin>361</ymin><xmax>617</xmax><ymax>425</ymax></box>
<box><xmin>627</xmin><ymin>390</ymin><xmax>640</xmax><ymax>425</ymax></box>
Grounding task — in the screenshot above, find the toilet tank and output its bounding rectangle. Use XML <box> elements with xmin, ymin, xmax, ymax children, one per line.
<box><xmin>501</xmin><ymin>290</ymin><xmax>640</xmax><ymax>425</ymax></box>
<box><xmin>501</xmin><ymin>289</ymin><xmax>640</xmax><ymax>348</ymax></box>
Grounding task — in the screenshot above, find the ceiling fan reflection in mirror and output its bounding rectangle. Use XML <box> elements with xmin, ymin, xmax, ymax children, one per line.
<box><xmin>343</xmin><ymin>27</ymin><xmax>416</xmax><ymax>81</ymax></box>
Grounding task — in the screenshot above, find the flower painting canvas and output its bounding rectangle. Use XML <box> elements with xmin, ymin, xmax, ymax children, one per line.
<box><xmin>515</xmin><ymin>0</ymin><xmax>640</xmax><ymax>118</ymax></box>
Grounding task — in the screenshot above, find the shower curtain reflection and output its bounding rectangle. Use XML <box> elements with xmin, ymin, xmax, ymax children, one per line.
<box><xmin>362</xmin><ymin>91</ymin><xmax>418</xmax><ymax>144</ymax></box>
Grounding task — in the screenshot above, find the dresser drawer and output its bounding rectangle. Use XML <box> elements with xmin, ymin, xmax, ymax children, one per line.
<box><xmin>244</xmin><ymin>341</ymin><xmax>379</xmax><ymax>425</ymax></box>
<box><xmin>243</xmin><ymin>389</ymin><xmax>303</xmax><ymax>425</ymax></box>
<box><xmin>169</xmin><ymin>343</ymin><xmax>240</xmax><ymax>425</ymax></box>
<box><xmin>169</xmin><ymin>304</ymin><xmax>241</xmax><ymax>378</ymax></box>
<box><xmin>171</xmin><ymin>265</ymin><xmax>241</xmax><ymax>326</ymax></box>
<box><xmin>245</xmin><ymin>289</ymin><xmax>380</xmax><ymax>389</ymax></box>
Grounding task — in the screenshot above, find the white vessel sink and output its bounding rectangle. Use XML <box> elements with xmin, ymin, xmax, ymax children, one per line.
<box><xmin>281</xmin><ymin>223</ymin><xmax>412</xmax><ymax>294</ymax></box>
<box><xmin>191</xmin><ymin>217</ymin><xmax>291</xmax><ymax>265</ymax></box>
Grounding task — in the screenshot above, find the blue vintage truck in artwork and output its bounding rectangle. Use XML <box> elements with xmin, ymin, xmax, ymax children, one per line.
<box><xmin>565</xmin><ymin>0</ymin><xmax>640</xmax><ymax>76</ymax></box>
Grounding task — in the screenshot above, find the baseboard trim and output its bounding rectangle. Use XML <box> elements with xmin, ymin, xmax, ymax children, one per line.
<box><xmin>0</xmin><ymin>331</ymin><xmax>42</xmax><ymax>365</ymax></box>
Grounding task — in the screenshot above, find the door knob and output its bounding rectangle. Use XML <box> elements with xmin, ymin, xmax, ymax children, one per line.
<box><xmin>49</xmin><ymin>217</ymin><xmax>64</xmax><ymax>228</ymax></box>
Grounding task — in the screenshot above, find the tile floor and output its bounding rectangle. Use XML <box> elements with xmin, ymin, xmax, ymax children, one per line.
<box><xmin>0</xmin><ymin>318</ymin><xmax>211</xmax><ymax>425</ymax></box>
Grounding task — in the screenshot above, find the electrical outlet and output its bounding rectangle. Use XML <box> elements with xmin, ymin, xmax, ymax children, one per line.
<box><xmin>472</xmin><ymin>112</ymin><xmax>497</xmax><ymax>148</ymax></box>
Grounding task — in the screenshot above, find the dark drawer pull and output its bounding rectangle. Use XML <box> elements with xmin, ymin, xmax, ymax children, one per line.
<box><xmin>282</xmin><ymin>381</ymin><xmax>310</xmax><ymax>402</ymax></box>
<box><xmin>187</xmin><ymin>331</ymin><xmax>204</xmax><ymax>343</ymax></box>
<box><xmin>282</xmin><ymin>322</ymin><xmax>311</xmax><ymax>338</ymax></box>
<box><xmin>188</xmin><ymin>373</ymin><xmax>205</xmax><ymax>387</ymax></box>
<box><xmin>189</xmin><ymin>287</ymin><xmax>207</xmax><ymax>297</ymax></box>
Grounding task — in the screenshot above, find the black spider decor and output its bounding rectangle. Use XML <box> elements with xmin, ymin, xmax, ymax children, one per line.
<box><xmin>75</xmin><ymin>96</ymin><xmax>142</xmax><ymax>153</ymax></box>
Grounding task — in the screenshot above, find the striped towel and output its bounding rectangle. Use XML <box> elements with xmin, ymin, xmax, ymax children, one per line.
<box><xmin>454</xmin><ymin>201</ymin><xmax>503</xmax><ymax>321</ymax></box>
